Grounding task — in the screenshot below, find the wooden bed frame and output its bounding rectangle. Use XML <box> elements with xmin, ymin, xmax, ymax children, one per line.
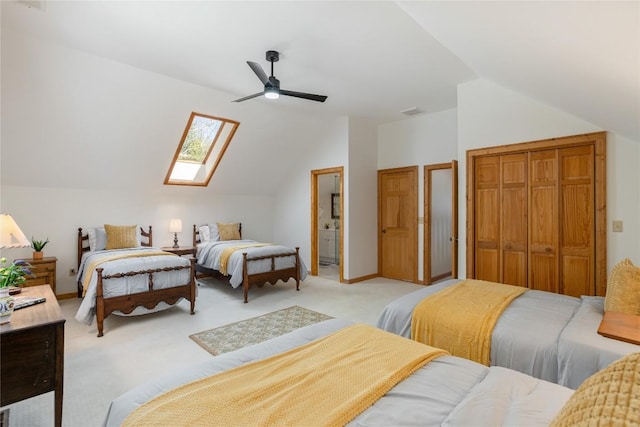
<box><xmin>192</xmin><ymin>224</ymin><xmax>300</xmax><ymax>303</ymax></box>
<box><xmin>77</xmin><ymin>226</ymin><xmax>196</xmax><ymax>337</ymax></box>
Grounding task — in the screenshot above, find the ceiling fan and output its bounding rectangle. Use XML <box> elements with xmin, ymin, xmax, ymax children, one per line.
<box><xmin>233</xmin><ymin>50</ymin><xmax>327</xmax><ymax>103</ymax></box>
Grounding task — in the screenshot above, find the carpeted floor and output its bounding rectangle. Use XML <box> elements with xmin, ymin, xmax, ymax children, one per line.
<box><xmin>189</xmin><ymin>305</ymin><xmax>333</xmax><ymax>356</ymax></box>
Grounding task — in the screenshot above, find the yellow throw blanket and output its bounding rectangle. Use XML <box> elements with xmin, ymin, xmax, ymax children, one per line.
<box><xmin>122</xmin><ymin>324</ymin><xmax>448</xmax><ymax>427</ymax></box>
<box><xmin>82</xmin><ymin>250</ymin><xmax>177</xmax><ymax>296</ymax></box>
<box><xmin>411</xmin><ymin>279</ymin><xmax>527</xmax><ymax>365</ymax></box>
<box><xmin>219</xmin><ymin>242</ymin><xmax>272</xmax><ymax>275</ymax></box>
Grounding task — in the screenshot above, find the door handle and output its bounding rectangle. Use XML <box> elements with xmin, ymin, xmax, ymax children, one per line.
<box><xmin>382</xmin><ymin>229</ymin><xmax>387</xmax><ymax>233</ymax></box>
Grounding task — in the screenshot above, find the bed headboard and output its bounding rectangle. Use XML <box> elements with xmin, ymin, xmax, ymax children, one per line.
<box><xmin>77</xmin><ymin>226</ymin><xmax>153</xmax><ymax>269</ymax></box>
<box><xmin>193</xmin><ymin>223</ymin><xmax>243</xmax><ymax>245</ymax></box>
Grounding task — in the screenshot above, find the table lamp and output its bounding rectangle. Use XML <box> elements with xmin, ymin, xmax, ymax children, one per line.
<box><xmin>169</xmin><ymin>218</ymin><xmax>182</xmax><ymax>248</ymax></box>
<box><xmin>0</xmin><ymin>214</ymin><xmax>31</xmax><ymax>249</ymax></box>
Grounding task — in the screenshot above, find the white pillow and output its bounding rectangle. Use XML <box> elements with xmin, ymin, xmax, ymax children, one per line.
<box><xmin>208</xmin><ymin>224</ymin><xmax>221</xmax><ymax>242</ymax></box>
<box><xmin>87</xmin><ymin>228</ymin><xmax>107</xmax><ymax>251</ymax></box>
<box><xmin>198</xmin><ymin>225</ymin><xmax>211</xmax><ymax>242</ymax></box>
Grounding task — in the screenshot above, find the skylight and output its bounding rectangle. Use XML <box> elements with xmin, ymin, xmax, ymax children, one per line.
<box><xmin>164</xmin><ymin>112</ymin><xmax>240</xmax><ymax>186</ymax></box>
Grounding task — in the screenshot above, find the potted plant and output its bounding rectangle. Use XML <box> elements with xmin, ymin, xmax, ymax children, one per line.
<box><xmin>31</xmin><ymin>237</ymin><xmax>49</xmax><ymax>260</ymax></box>
<box><xmin>0</xmin><ymin>257</ymin><xmax>33</xmax><ymax>324</ymax></box>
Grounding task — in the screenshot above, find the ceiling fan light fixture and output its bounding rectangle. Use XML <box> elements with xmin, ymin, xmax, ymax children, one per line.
<box><xmin>264</xmin><ymin>86</ymin><xmax>279</xmax><ymax>99</ymax></box>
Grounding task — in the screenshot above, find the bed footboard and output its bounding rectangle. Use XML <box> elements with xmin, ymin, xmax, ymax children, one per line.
<box><xmin>95</xmin><ymin>258</ymin><xmax>196</xmax><ymax>337</ymax></box>
<box><xmin>241</xmin><ymin>247</ymin><xmax>300</xmax><ymax>303</ymax></box>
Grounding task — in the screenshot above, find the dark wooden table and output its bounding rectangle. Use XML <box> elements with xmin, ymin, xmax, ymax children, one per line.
<box><xmin>1</xmin><ymin>285</ymin><xmax>65</xmax><ymax>427</ymax></box>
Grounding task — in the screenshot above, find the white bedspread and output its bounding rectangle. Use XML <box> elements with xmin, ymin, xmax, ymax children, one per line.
<box><xmin>376</xmin><ymin>280</ymin><xmax>639</xmax><ymax>389</ymax></box>
<box><xmin>75</xmin><ymin>248</ymin><xmax>192</xmax><ymax>325</ymax></box>
<box><xmin>196</xmin><ymin>239</ymin><xmax>308</xmax><ymax>288</ymax></box>
<box><xmin>103</xmin><ymin>319</ymin><xmax>572</xmax><ymax>427</ymax></box>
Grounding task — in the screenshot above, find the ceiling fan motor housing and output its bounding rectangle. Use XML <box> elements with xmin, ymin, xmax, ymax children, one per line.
<box><xmin>266</xmin><ymin>50</ymin><xmax>279</xmax><ymax>63</ymax></box>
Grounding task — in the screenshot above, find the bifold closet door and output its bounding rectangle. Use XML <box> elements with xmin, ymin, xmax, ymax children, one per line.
<box><xmin>474</xmin><ymin>154</ymin><xmax>527</xmax><ymax>286</ymax></box>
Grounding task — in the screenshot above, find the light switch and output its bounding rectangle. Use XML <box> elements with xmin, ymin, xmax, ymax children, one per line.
<box><xmin>612</xmin><ymin>220</ymin><xmax>623</xmax><ymax>232</ymax></box>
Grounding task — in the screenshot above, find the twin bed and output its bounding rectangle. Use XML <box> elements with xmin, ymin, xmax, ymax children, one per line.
<box><xmin>192</xmin><ymin>223</ymin><xmax>308</xmax><ymax>303</ymax></box>
<box><xmin>75</xmin><ymin>225</ymin><xmax>196</xmax><ymax>337</ymax></box>
<box><xmin>376</xmin><ymin>278</ymin><xmax>639</xmax><ymax>389</ymax></box>
<box><xmin>104</xmin><ymin>319</ymin><xmax>638</xmax><ymax>426</ymax></box>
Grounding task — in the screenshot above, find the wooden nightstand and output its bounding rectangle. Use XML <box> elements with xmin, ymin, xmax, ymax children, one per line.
<box><xmin>18</xmin><ymin>256</ymin><xmax>57</xmax><ymax>295</ymax></box>
<box><xmin>161</xmin><ymin>246</ymin><xmax>196</xmax><ymax>257</ymax></box>
<box><xmin>1</xmin><ymin>285</ymin><xmax>65</xmax><ymax>427</ymax></box>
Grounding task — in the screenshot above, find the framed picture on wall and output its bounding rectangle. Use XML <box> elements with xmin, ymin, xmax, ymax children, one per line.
<box><xmin>331</xmin><ymin>193</ymin><xmax>340</xmax><ymax>219</ymax></box>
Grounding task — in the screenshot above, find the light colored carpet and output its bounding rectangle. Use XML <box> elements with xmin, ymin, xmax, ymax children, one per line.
<box><xmin>189</xmin><ymin>305</ymin><xmax>333</xmax><ymax>356</ymax></box>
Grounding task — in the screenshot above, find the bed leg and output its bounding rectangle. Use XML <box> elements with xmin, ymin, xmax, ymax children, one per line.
<box><xmin>189</xmin><ymin>258</ymin><xmax>196</xmax><ymax>315</ymax></box>
<box><xmin>295</xmin><ymin>247</ymin><xmax>300</xmax><ymax>291</ymax></box>
<box><xmin>96</xmin><ymin>267</ymin><xmax>105</xmax><ymax>337</ymax></box>
<box><xmin>243</xmin><ymin>252</ymin><xmax>249</xmax><ymax>303</ymax></box>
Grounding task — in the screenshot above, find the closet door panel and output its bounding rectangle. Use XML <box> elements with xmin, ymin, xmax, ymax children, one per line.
<box><xmin>474</xmin><ymin>157</ymin><xmax>500</xmax><ymax>281</ymax></box>
<box><xmin>559</xmin><ymin>146</ymin><xmax>594</xmax><ymax>296</ymax></box>
<box><xmin>562</xmin><ymin>256</ymin><xmax>591</xmax><ymax>297</ymax></box>
<box><xmin>500</xmin><ymin>154</ymin><xmax>527</xmax><ymax>286</ymax></box>
<box><xmin>528</xmin><ymin>150</ymin><xmax>559</xmax><ymax>293</ymax></box>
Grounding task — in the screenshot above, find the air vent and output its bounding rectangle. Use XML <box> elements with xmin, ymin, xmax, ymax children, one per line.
<box><xmin>400</xmin><ymin>107</ymin><xmax>423</xmax><ymax>116</ymax></box>
<box><xmin>18</xmin><ymin>1</ymin><xmax>46</xmax><ymax>11</ymax></box>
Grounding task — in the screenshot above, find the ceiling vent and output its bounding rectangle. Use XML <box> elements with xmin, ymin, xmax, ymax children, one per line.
<box><xmin>18</xmin><ymin>1</ymin><xmax>46</xmax><ymax>11</ymax></box>
<box><xmin>400</xmin><ymin>107</ymin><xmax>423</xmax><ymax>116</ymax></box>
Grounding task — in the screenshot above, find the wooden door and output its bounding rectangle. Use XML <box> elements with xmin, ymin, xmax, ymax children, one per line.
<box><xmin>466</xmin><ymin>132</ymin><xmax>606</xmax><ymax>297</ymax></box>
<box><xmin>500</xmin><ymin>154</ymin><xmax>528</xmax><ymax>286</ymax></box>
<box><xmin>378</xmin><ymin>166</ymin><xmax>418</xmax><ymax>282</ymax></box>
<box><xmin>529</xmin><ymin>150</ymin><xmax>559</xmax><ymax>293</ymax></box>
<box><xmin>474</xmin><ymin>156</ymin><xmax>500</xmax><ymax>282</ymax></box>
<box><xmin>559</xmin><ymin>145</ymin><xmax>595</xmax><ymax>297</ymax></box>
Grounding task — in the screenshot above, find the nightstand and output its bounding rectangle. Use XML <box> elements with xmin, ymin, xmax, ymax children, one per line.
<box><xmin>1</xmin><ymin>285</ymin><xmax>65</xmax><ymax>427</ymax></box>
<box><xmin>18</xmin><ymin>256</ymin><xmax>57</xmax><ymax>295</ymax></box>
<box><xmin>161</xmin><ymin>246</ymin><xmax>196</xmax><ymax>257</ymax></box>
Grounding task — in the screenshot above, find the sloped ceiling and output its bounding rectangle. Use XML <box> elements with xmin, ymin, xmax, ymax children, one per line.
<box><xmin>1</xmin><ymin>1</ymin><xmax>638</xmax><ymax>195</ymax></box>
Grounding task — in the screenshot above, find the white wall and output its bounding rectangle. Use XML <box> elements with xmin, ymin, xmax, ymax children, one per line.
<box><xmin>457</xmin><ymin>79</ymin><xmax>640</xmax><ymax>277</ymax></box>
<box><xmin>378</xmin><ymin>109</ymin><xmax>458</xmax><ymax>280</ymax></box>
<box><xmin>346</xmin><ymin>117</ymin><xmax>379</xmax><ymax>279</ymax></box>
<box><xmin>272</xmin><ymin>116</ymin><xmax>349</xmax><ymax>273</ymax></box>
<box><xmin>0</xmin><ymin>185</ymin><xmax>275</xmax><ymax>295</ymax></box>
<box><xmin>0</xmin><ymin>27</ymin><xmax>344</xmax><ymax>295</ymax></box>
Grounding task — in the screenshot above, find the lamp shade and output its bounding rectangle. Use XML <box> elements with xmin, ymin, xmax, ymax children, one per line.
<box><xmin>169</xmin><ymin>218</ymin><xmax>183</xmax><ymax>233</ymax></box>
<box><xmin>0</xmin><ymin>214</ymin><xmax>31</xmax><ymax>249</ymax></box>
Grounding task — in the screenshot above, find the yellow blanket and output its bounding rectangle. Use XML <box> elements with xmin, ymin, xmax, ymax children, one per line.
<box><xmin>411</xmin><ymin>279</ymin><xmax>527</xmax><ymax>365</ymax></box>
<box><xmin>122</xmin><ymin>324</ymin><xmax>448</xmax><ymax>427</ymax></box>
<box><xmin>82</xmin><ymin>250</ymin><xmax>177</xmax><ymax>296</ymax></box>
<box><xmin>219</xmin><ymin>242</ymin><xmax>271</xmax><ymax>275</ymax></box>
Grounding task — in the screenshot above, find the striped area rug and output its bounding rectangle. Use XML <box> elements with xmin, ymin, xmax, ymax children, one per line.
<box><xmin>189</xmin><ymin>305</ymin><xmax>333</xmax><ymax>356</ymax></box>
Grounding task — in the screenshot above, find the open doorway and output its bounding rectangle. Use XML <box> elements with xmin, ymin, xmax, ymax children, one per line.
<box><xmin>424</xmin><ymin>161</ymin><xmax>458</xmax><ymax>284</ymax></box>
<box><xmin>311</xmin><ymin>167</ymin><xmax>343</xmax><ymax>282</ymax></box>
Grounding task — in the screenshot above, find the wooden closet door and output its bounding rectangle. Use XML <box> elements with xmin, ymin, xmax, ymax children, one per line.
<box><xmin>500</xmin><ymin>154</ymin><xmax>527</xmax><ymax>286</ymax></box>
<box><xmin>559</xmin><ymin>145</ymin><xmax>595</xmax><ymax>297</ymax></box>
<box><xmin>474</xmin><ymin>156</ymin><xmax>500</xmax><ymax>282</ymax></box>
<box><xmin>529</xmin><ymin>150</ymin><xmax>559</xmax><ymax>293</ymax></box>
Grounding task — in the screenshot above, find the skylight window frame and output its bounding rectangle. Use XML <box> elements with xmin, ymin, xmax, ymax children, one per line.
<box><xmin>164</xmin><ymin>112</ymin><xmax>240</xmax><ymax>187</ymax></box>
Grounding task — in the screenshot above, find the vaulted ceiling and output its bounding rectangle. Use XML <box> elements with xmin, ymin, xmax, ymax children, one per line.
<box><xmin>3</xmin><ymin>1</ymin><xmax>638</xmax><ymax>142</ymax></box>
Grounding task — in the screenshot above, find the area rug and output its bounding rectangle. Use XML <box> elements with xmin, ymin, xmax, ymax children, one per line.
<box><xmin>189</xmin><ymin>306</ymin><xmax>333</xmax><ymax>356</ymax></box>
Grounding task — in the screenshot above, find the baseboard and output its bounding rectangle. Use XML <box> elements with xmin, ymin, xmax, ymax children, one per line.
<box><xmin>342</xmin><ymin>273</ymin><xmax>379</xmax><ymax>284</ymax></box>
<box><xmin>56</xmin><ymin>292</ymin><xmax>78</xmax><ymax>300</ymax></box>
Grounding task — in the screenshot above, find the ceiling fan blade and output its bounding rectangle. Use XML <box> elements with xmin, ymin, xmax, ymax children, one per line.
<box><xmin>232</xmin><ymin>92</ymin><xmax>264</xmax><ymax>102</ymax></box>
<box><xmin>280</xmin><ymin>89</ymin><xmax>327</xmax><ymax>103</ymax></box>
<box><xmin>247</xmin><ymin>61</ymin><xmax>269</xmax><ymax>85</ymax></box>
